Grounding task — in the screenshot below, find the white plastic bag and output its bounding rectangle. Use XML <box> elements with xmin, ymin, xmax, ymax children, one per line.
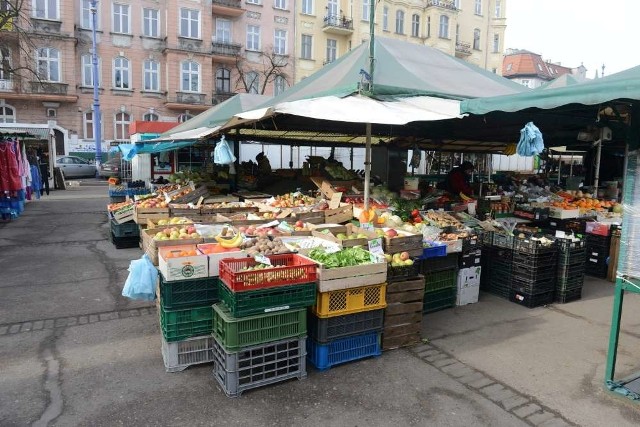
<box><xmin>213</xmin><ymin>135</ymin><xmax>236</xmax><ymax>165</ymax></box>
<box><xmin>122</xmin><ymin>254</ymin><xmax>157</xmax><ymax>301</ymax></box>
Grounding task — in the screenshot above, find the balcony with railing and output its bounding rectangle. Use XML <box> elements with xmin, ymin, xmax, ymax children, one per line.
<box><xmin>323</xmin><ymin>15</ymin><xmax>354</xmax><ymax>35</ymax></box>
<box><xmin>29</xmin><ymin>81</ymin><xmax>68</xmax><ymax>95</ymax></box>
<box><xmin>0</xmin><ymin>79</ymin><xmax>13</xmax><ymax>91</ymax></box>
<box><xmin>212</xmin><ymin>0</ymin><xmax>244</xmax><ymax>17</ymax></box>
<box><xmin>211</xmin><ymin>41</ymin><xmax>242</xmax><ymax>63</ymax></box>
<box><xmin>165</xmin><ymin>92</ymin><xmax>209</xmax><ymax>111</ymax></box>
<box><xmin>212</xmin><ymin>91</ymin><xmax>235</xmax><ymax>105</ymax></box>
<box><xmin>455</xmin><ymin>41</ymin><xmax>472</xmax><ymax>56</ymax></box>
<box><xmin>426</xmin><ymin>0</ymin><xmax>458</xmax><ymax>11</ymax></box>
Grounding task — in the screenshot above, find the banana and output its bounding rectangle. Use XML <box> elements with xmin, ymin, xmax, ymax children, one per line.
<box><xmin>219</xmin><ymin>232</ymin><xmax>243</xmax><ymax>248</ymax></box>
<box><xmin>460</xmin><ymin>192</ymin><xmax>472</xmax><ymax>201</ymax></box>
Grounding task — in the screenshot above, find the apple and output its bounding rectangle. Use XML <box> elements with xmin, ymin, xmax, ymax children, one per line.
<box><xmin>404</xmin><ymin>259</ymin><xmax>414</xmax><ymax>266</ymax></box>
<box><xmin>356</xmin><ymin>233</ymin><xmax>367</xmax><ymax>239</ymax></box>
<box><xmin>238</xmin><ymin>226</ymin><xmax>247</xmax><ymax>233</ymax></box>
<box><xmin>392</xmin><ymin>253</ymin><xmax>402</xmax><ymax>263</ymax></box>
<box><xmin>384</xmin><ymin>254</ymin><xmax>393</xmax><ymax>263</ymax></box>
<box><xmin>385</xmin><ymin>229</ymin><xmax>398</xmax><ymax>238</ymax></box>
<box><xmin>295</xmin><ymin>220</ymin><xmax>304</xmax><ymax>228</ymax></box>
<box><xmin>336</xmin><ymin>233</ymin><xmax>347</xmax><ymax>240</ymax></box>
<box><xmin>400</xmin><ymin>252</ymin><xmax>410</xmax><ymax>261</ymax></box>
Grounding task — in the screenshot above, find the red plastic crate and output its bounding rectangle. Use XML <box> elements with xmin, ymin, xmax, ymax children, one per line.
<box><xmin>219</xmin><ymin>253</ymin><xmax>318</xmax><ymax>292</ymax></box>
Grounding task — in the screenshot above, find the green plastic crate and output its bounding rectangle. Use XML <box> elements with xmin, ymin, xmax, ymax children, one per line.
<box><xmin>110</xmin><ymin>218</ymin><xmax>140</xmax><ymax>238</ymax></box>
<box><xmin>219</xmin><ymin>280</ymin><xmax>316</xmax><ymax>318</ymax></box>
<box><xmin>159</xmin><ymin>274</ymin><xmax>219</xmax><ymax>309</ymax></box>
<box><xmin>423</xmin><ymin>268</ymin><xmax>457</xmax><ymax>292</ymax></box>
<box><xmin>212</xmin><ymin>303</ymin><xmax>306</xmax><ymax>352</ymax></box>
<box><xmin>159</xmin><ymin>303</ymin><xmax>214</xmax><ymax>342</ymax></box>
<box><xmin>423</xmin><ymin>287</ymin><xmax>456</xmax><ymax>314</ymax></box>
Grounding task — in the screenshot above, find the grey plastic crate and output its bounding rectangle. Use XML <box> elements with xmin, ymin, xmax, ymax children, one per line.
<box><xmin>307</xmin><ymin>309</ymin><xmax>384</xmax><ymax>343</ymax></box>
<box><xmin>161</xmin><ymin>334</ymin><xmax>216</xmax><ymax>373</ymax></box>
<box><xmin>211</xmin><ymin>335</ymin><xmax>307</xmax><ymax>398</ymax></box>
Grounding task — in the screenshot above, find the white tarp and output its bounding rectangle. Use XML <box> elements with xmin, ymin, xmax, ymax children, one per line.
<box><xmin>146</xmin><ymin>126</ymin><xmax>219</xmax><ymax>143</ymax></box>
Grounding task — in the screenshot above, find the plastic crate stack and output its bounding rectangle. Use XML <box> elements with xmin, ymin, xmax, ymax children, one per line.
<box><xmin>109</xmin><ymin>217</ymin><xmax>140</xmax><ymax>249</ymax></box>
<box><xmin>509</xmin><ymin>238</ymin><xmax>558</xmax><ymax>308</ymax></box>
<box><xmin>158</xmin><ymin>273</ymin><xmax>219</xmax><ymax>372</ymax></box>
<box><xmin>421</xmin><ymin>253</ymin><xmax>458</xmax><ymax>313</ymax></box>
<box><xmin>457</xmin><ymin>234</ymin><xmax>482</xmax><ymax>306</ymax></box>
<box><xmin>555</xmin><ymin>238</ymin><xmax>586</xmax><ymax>303</ymax></box>
<box><xmin>584</xmin><ymin>232</ymin><xmax>611</xmax><ymax>279</ymax></box>
<box><xmin>381</xmin><ymin>257</ymin><xmax>425</xmax><ymax>350</ymax></box>
<box><xmin>480</xmin><ymin>239</ymin><xmax>514</xmax><ymax>300</ymax></box>
<box><xmin>307</xmin><ymin>262</ymin><xmax>387</xmax><ymax>371</ymax></box>
<box><xmin>213</xmin><ymin>254</ymin><xmax>316</xmax><ymax>397</ymax></box>
<box><xmin>108</xmin><ymin>182</ymin><xmax>150</xmax><ymax>202</ymax></box>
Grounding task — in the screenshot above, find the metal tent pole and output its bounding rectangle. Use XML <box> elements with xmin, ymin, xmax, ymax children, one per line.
<box><xmin>594</xmin><ymin>140</ymin><xmax>602</xmax><ymax>191</ymax></box>
<box><xmin>90</xmin><ymin>0</ymin><xmax>102</xmax><ymax>169</ymax></box>
<box><xmin>364</xmin><ymin>123</ymin><xmax>372</xmax><ymax>211</ymax></box>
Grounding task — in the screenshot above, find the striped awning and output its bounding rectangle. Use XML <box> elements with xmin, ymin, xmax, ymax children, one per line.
<box><xmin>0</xmin><ymin>126</ymin><xmax>51</xmax><ymax>139</ymax></box>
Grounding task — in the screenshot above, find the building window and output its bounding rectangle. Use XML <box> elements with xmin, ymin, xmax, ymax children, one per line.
<box><xmin>493</xmin><ymin>34</ymin><xmax>500</xmax><ymax>53</ymax></box>
<box><xmin>143</xmin><ymin>8</ymin><xmax>159</xmax><ymax>38</ymax></box>
<box><xmin>36</xmin><ymin>47</ymin><xmax>60</xmax><ymax>82</ymax></box>
<box><xmin>178</xmin><ymin>113</ymin><xmax>193</xmax><ymax>123</ymax></box>
<box><xmin>81</xmin><ymin>54</ymin><xmax>101</xmax><ymax>87</ymax></box>
<box><xmin>180</xmin><ymin>8</ymin><xmax>200</xmax><ymax>39</ymax></box>
<box><xmin>143</xmin><ymin>59</ymin><xmax>159</xmax><ymax>91</ymax></box>
<box><xmin>83</xmin><ymin>111</ymin><xmax>94</xmax><ymax>138</ymax></box>
<box><xmin>506</xmin><ymin>63</ymin><xmax>512</xmax><ymax>71</ymax></box>
<box><xmin>411</xmin><ymin>14</ymin><xmax>420</xmax><ymax>37</ymax></box>
<box><xmin>274</xmin><ymin>74</ymin><xmax>286</xmax><ymax>96</ymax></box>
<box><xmin>395</xmin><ymin>10</ymin><xmax>404</xmax><ymax>34</ymax></box>
<box><xmin>81</xmin><ymin>0</ymin><xmax>99</xmax><ymax>29</ymax></box>
<box><xmin>520</xmin><ymin>79</ymin><xmax>530</xmax><ymax>87</ymax></box>
<box><xmin>113</xmin><ymin>56</ymin><xmax>130</xmax><ymax>89</ymax></box>
<box><xmin>473</xmin><ymin>28</ymin><xmax>480</xmax><ymax>50</ymax></box>
<box><xmin>33</xmin><ymin>0</ymin><xmax>58</xmax><ymax>20</ymax></box>
<box><xmin>244</xmin><ymin>71</ymin><xmax>259</xmax><ymax>94</ymax></box>
<box><xmin>325</xmin><ymin>39</ymin><xmax>336</xmax><ymax>63</ymax></box>
<box><xmin>455</xmin><ymin>24</ymin><xmax>460</xmax><ymax>43</ymax></box>
<box><xmin>0</xmin><ymin>48</ymin><xmax>11</xmax><ymax>81</ymax></box>
<box><xmin>215</xmin><ymin>18</ymin><xmax>232</xmax><ymax>43</ymax></box>
<box><xmin>274</xmin><ymin>0</ymin><xmax>286</xmax><ymax>10</ymax></box>
<box><xmin>426</xmin><ymin>16</ymin><xmax>431</xmax><ymax>37</ymax></box>
<box><xmin>216</xmin><ymin>68</ymin><xmax>231</xmax><ymax>93</ymax></box>
<box><xmin>301</xmin><ymin>34</ymin><xmax>312</xmax><ymax>60</ymax></box>
<box><xmin>246</xmin><ymin>25</ymin><xmax>261</xmax><ymax>51</ymax></box>
<box><xmin>181</xmin><ymin>60</ymin><xmax>200</xmax><ymax>92</ymax></box>
<box><xmin>362</xmin><ymin>0</ymin><xmax>370</xmax><ymax>22</ymax></box>
<box><xmin>112</xmin><ymin>3</ymin><xmax>130</xmax><ymax>34</ymax></box>
<box><xmin>453</xmin><ymin>0</ymin><xmax>460</xmax><ymax>8</ymax></box>
<box><xmin>495</xmin><ymin>0</ymin><xmax>501</xmax><ymax>18</ymax></box>
<box><xmin>492</xmin><ymin>68</ymin><xmax>497</xmax><ymax>74</ymax></box>
<box><xmin>114</xmin><ymin>111</ymin><xmax>131</xmax><ymax>140</ymax></box>
<box><xmin>474</xmin><ymin>0</ymin><xmax>482</xmax><ymax>15</ymax></box>
<box><xmin>537</xmin><ymin>63</ymin><xmax>543</xmax><ymax>71</ymax></box>
<box><xmin>301</xmin><ymin>0</ymin><xmax>313</xmax><ymax>15</ymax></box>
<box><xmin>0</xmin><ymin>103</ymin><xmax>16</xmax><ymax>123</ymax></box>
<box><xmin>143</xmin><ymin>111</ymin><xmax>158</xmax><ymax>121</ymax></box>
<box><xmin>274</xmin><ymin>29</ymin><xmax>287</xmax><ymax>55</ymax></box>
<box><xmin>382</xmin><ymin>6</ymin><xmax>388</xmax><ymax>31</ymax></box>
<box><xmin>439</xmin><ymin>15</ymin><xmax>449</xmax><ymax>38</ymax></box>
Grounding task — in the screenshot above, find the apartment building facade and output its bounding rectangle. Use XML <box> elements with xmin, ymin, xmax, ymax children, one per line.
<box><xmin>502</xmin><ymin>49</ymin><xmax>587</xmax><ymax>89</ymax></box>
<box><xmin>295</xmin><ymin>0</ymin><xmax>507</xmax><ymax>82</ymax></box>
<box><xmin>0</xmin><ymin>0</ymin><xmax>294</xmax><ymax>156</ymax></box>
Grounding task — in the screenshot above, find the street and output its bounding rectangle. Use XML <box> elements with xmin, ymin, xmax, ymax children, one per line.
<box><xmin>1</xmin><ymin>182</ymin><xmax>639</xmax><ymax>426</ymax></box>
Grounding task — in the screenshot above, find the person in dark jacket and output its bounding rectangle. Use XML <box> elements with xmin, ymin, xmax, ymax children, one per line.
<box><xmin>438</xmin><ymin>161</ymin><xmax>474</xmax><ymax>197</ymax></box>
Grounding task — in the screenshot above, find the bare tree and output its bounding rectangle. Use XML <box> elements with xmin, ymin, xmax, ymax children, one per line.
<box><xmin>0</xmin><ymin>0</ymin><xmax>42</xmax><ymax>82</ymax></box>
<box><xmin>234</xmin><ymin>46</ymin><xmax>290</xmax><ymax>95</ymax></box>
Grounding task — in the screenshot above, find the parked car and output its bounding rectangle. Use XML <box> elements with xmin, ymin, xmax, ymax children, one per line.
<box><xmin>98</xmin><ymin>157</ymin><xmax>121</xmax><ymax>179</ymax></box>
<box><xmin>55</xmin><ymin>156</ymin><xmax>97</xmax><ymax>178</ymax></box>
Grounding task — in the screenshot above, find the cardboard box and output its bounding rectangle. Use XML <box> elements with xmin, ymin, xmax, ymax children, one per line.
<box><xmin>549</xmin><ymin>207</ymin><xmax>580</xmax><ymax>219</ymax></box>
<box><xmin>158</xmin><ymin>245</ymin><xmax>208</xmax><ymax>281</ymax></box>
<box><xmin>196</xmin><ymin>244</ymin><xmax>246</xmax><ymax>277</ymax></box>
<box><xmin>456</xmin><ymin>284</ymin><xmax>480</xmax><ymax>306</ymax></box>
<box><xmin>457</xmin><ymin>267</ymin><xmax>481</xmax><ymax>289</ymax></box>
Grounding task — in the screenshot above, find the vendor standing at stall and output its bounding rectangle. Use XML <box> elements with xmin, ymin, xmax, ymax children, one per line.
<box><xmin>437</xmin><ymin>161</ymin><xmax>474</xmax><ymax>197</ymax></box>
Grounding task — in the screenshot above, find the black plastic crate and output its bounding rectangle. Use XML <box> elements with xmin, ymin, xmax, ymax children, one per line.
<box><xmin>585</xmin><ymin>263</ymin><xmax>608</xmax><ymax>279</ymax></box>
<box><xmin>423</xmin><ymin>287</ymin><xmax>456</xmax><ymax>314</ymax></box>
<box><xmin>509</xmin><ymin>289</ymin><xmax>554</xmax><ymax>308</ymax></box>
<box><xmin>585</xmin><ymin>234</ymin><xmax>611</xmax><ymax>247</ymax></box>
<box><xmin>481</xmin><ymin>231</ymin><xmax>494</xmax><ymax>246</ymax></box>
<box><xmin>512</xmin><ymin>251</ymin><xmax>557</xmax><ymax>268</ymax></box>
<box><xmin>110</xmin><ymin>232</ymin><xmax>139</xmax><ymax>249</ymax></box>
<box><xmin>558</xmin><ymin>249</ymin><xmax>587</xmax><ymax>267</ymax></box>
<box><xmin>387</xmin><ymin>259</ymin><xmax>422</xmax><ymax>283</ymax></box>
<box><xmin>462</xmin><ymin>235</ymin><xmax>481</xmax><ymax>253</ymax></box>
<box><xmin>109</xmin><ymin>195</ymin><xmax>127</xmax><ymax>203</ymax></box>
<box><xmin>556</xmin><ymin>275</ymin><xmax>584</xmax><ymax>292</ymax></box>
<box><xmin>511</xmin><ymin>275</ymin><xmax>556</xmax><ymax>294</ymax></box>
<box><xmin>548</xmin><ymin>218</ymin><xmax>589</xmax><ymax>234</ymax></box>
<box><xmin>110</xmin><ymin>218</ymin><xmax>140</xmax><ymax>238</ymax></box>
<box><xmin>493</xmin><ymin>233</ymin><xmax>515</xmax><ymax>249</ymax></box>
<box><xmin>460</xmin><ymin>249</ymin><xmax>482</xmax><ymax>268</ymax></box>
<box><xmin>513</xmin><ymin>238</ymin><xmax>558</xmax><ymax>256</ymax></box>
<box><xmin>511</xmin><ymin>263</ymin><xmax>557</xmax><ymax>282</ymax></box>
<box><xmin>585</xmin><ymin>244</ymin><xmax>609</xmax><ymax>260</ymax></box>
<box><xmin>557</xmin><ymin>238</ymin><xmax>586</xmax><ymax>253</ymax></box>
<box><xmin>159</xmin><ymin>273</ymin><xmax>218</xmax><ymax>310</ymax></box>
<box><xmin>557</xmin><ymin>262</ymin><xmax>585</xmax><ymax>278</ymax></box>
<box><xmin>307</xmin><ymin>309</ymin><xmax>384</xmax><ymax>343</ymax></box>
<box><xmin>421</xmin><ymin>253</ymin><xmax>459</xmax><ymax>274</ymax></box>
<box><xmin>555</xmin><ymin>287</ymin><xmax>582</xmax><ymax>304</ymax></box>
<box><xmin>485</xmin><ymin>281</ymin><xmax>511</xmax><ymax>299</ymax></box>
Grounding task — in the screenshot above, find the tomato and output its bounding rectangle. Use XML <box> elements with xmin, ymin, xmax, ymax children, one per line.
<box><xmin>413</xmin><ymin>217</ymin><xmax>422</xmax><ymax>223</ymax></box>
<box><xmin>411</xmin><ymin>209</ymin><xmax>420</xmax><ymax>218</ymax></box>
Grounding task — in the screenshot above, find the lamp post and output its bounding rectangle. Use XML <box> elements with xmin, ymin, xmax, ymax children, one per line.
<box><xmin>90</xmin><ymin>0</ymin><xmax>102</xmax><ymax>169</ymax></box>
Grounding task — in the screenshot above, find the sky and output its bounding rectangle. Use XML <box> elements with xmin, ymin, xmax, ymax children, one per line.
<box><xmin>505</xmin><ymin>0</ymin><xmax>640</xmax><ymax>77</ymax></box>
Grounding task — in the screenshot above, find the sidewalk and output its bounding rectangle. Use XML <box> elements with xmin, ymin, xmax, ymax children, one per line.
<box><xmin>0</xmin><ymin>184</ymin><xmax>638</xmax><ymax>426</ymax></box>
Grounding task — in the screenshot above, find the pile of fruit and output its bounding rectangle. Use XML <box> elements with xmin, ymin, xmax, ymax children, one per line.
<box><xmin>238</xmin><ymin>225</ymin><xmax>282</xmax><ymax>238</ymax></box>
<box><xmin>324</xmin><ymin>164</ymin><xmax>359</xmax><ymax>180</ymax></box>
<box><xmin>155</xmin><ymin>217</ymin><xmax>192</xmax><ymax>226</ymax></box>
<box><xmin>240</xmin><ymin>236</ymin><xmax>289</xmax><ymax>256</ymax></box>
<box><xmin>153</xmin><ymin>226</ymin><xmax>200</xmax><ymax>241</ymax></box>
<box><xmin>423</xmin><ymin>211</ymin><xmax>464</xmax><ymax>229</ymax></box>
<box><xmin>385</xmin><ymin>252</ymin><xmax>414</xmax><ymax>267</ymax></box>
<box><xmin>335</xmin><ymin>231</ymin><xmax>371</xmax><ymax>241</ymax></box>
<box><xmin>164</xmin><ymin>249</ymin><xmax>199</xmax><ymax>258</ymax></box>
<box><xmin>108</xmin><ymin>201</ymin><xmax>133</xmax><ymax>212</ymax></box>
<box><xmin>155</xmin><ymin>184</ymin><xmax>181</xmax><ymax>194</ymax></box>
<box><xmin>268</xmin><ymin>193</ymin><xmax>319</xmax><ymax>208</ymax></box>
<box><xmin>551</xmin><ymin>197</ymin><xmax>617</xmax><ymax>211</ymax></box>
<box><xmin>136</xmin><ymin>196</ymin><xmax>168</xmax><ymax>209</ymax></box>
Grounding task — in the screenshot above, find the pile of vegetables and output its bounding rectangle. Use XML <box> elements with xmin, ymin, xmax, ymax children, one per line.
<box><xmin>308</xmin><ymin>247</ymin><xmax>373</xmax><ymax>269</ymax></box>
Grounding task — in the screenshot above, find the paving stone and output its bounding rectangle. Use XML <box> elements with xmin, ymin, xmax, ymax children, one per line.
<box><xmin>0</xmin><ymin>326</ymin><xmax>7</xmax><ymax>335</ymax></box>
<box><xmin>418</xmin><ymin>349</ymin><xmax>441</xmax><ymax>358</ymax></box>
<box><xmin>539</xmin><ymin>418</ymin><xmax>570</xmax><ymax>427</ymax></box>
<box><xmin>513</xmin><ymin>403</ymin><xmax>542</xmax><ymax>418</ymax></box>
<box><xmin>527</xmin><ymin>411</ymin><xmax>556</xmax><ymax>426</ymax></box>
<box><xmin>432</xmin><ymin>358</ymin><xmax>458</xmax><ymax>368</ymax></box>
<box><xmin>480</xmin><ymin>383</ymin><xmax>507</xmax><ymax>400</ymax></box>
<box><xmin>44</xmin><ymin>319</ymin><xmax>54</xmax><ymax>329</ymax></box>
<box><xmin>54</xmin><ymin>318</ymin><xmax>68</xmax><ymax>328</ymax></box>
<box><xmin>441</xmin><ymin>362</ymin><xmax>466</xmax><ymax>374</ymax></box>
<box><xmin>425</xmin><ymin>353</ymin><xmax>449</xmax><ymax>363</ymax></box>
<box><xmin>9</xmin><ymin>324</ymin><xmax>21</xmax><ymax>334</ymax></box>
<box><xmin>412</xmin><ymin>344</ymin><xmax>433</xmax><ymax>353</ymax></box>
<box><xmin>448</xmin><ymin>367</ymin><xmax>476</xmax><ymax>379</ymax></box>
<box><xmin>128</xmin><ymin>309</ymin><xmax>140</xmax><ymax>317</ymax></box>
<box><xmin>32</xmin><ymin>320</ymin><xmax>44</xmax><ymax>331</ymax></box>
<box><xmin>67</xmin><ymin>317</ymin><xmax>77</xmax><ymax>326</ymax></box>
<box><xmin>139</xmin><ymin>308</ymin><xmax>150</xmax><ymax>315</ymax></box>
<box><xmin>78</xmin><ymin>316</ymin><xmax>88</xmax><ymax>325</ymax></box>
<box><xmin>468</xmin><ymin>377</ymin><xmax>494</xmax><ymax>389</ymax></box>
<box><xmin>99</xmin><ymin>313</ymin><xmax>110</xmax><ymax>321</ymax></box>
<box><xmin>457</xmin><ymin>372</ymin><xmax>485</xmax><ymax>385</ymax></box>
<box><xmin>20</xmin><ymin>322</ymin><xmax>33</xmax><ymax>332</ymax></box>
<box><xmin>89</xmin><ymin>314</ymin><xmax>99</xmax><ymax>323</ymax></box>
<box><xmin>501</xmin><ymin>395</ymin><xmax>529</xmax><ymax>411</ymax></box>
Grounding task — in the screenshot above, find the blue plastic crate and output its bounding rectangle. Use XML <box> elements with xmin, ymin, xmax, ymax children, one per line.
<box><xmin>307</xmin><ymin>331</ymin><xmax>381</xmax><ymax>371</ymax></box>
<box><xmin>421</xmin><ymin>243</ymin><xmax>447</xmax><ymax>259</ymax></box>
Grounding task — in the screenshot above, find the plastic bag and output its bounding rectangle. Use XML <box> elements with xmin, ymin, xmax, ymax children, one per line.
<box><xmin>516</xmin><ymin>122</ymin><xmax>545</xmax><ymax>157</ymax></box>
<box><xmin>122</xmin><ymin>254</ymin><xmax>157</xmax><ymax>301</ymax></box>
<box><xmin>213</xmin><ymin>135</ymin><xmax>236</xmax><ymax>165</ymax></box>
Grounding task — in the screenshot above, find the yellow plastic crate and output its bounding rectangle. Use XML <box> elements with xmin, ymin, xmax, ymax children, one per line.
<box><xmin>313</xmin><ymin>283</ymin><xmax>387</xmax><ymax>318</ymax></box>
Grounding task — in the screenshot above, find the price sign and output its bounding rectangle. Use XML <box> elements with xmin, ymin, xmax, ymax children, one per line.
<box><xmin>324</xmin><ymin>243</ymin><xmax>342</xmax><ymax>254</ymax></box>
<box><xmin>277</xmin><ymin>221</ymin><xmax>294</xmax><ymax>232</ymax></box>
<box><xmin>368</xmin><ymin>237</ymin><xmax>384</xmax><ymax>256</ymax></box>
<box><xmin>254</xmin><ymin>254</ymin><xmax>272</xmax><ymax>266</ymax></box>
<box><xmin>555</xmin><ymin>230</ymin><xmax>566</xmax><ymax>238</ymax></box>
<box><xmin>361</xmin><ymin>222</ymin><xmax>374</xmax><ymax>231</ymax></box>
<box><xmin>164</xmin><ymin>193</ymin><xmax>172</xmax><ymax>204</ymax></box>
<box><xmin>258</xmin><ymin>220</ymin><xmax>280</xmax><ymax>229</ymax></box>
<box><xmin>329</xmin><ymin>192</ymin><xmax>343</xmax><ymax>209</ymax></box>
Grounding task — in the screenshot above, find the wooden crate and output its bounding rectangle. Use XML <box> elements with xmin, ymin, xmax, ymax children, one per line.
<box><xmin>141</xmin><ymin>227</ymin><xmax>204</xmax><ymax>266</ymax></box>
<box><xmin>382</xmin><ymin>276</ymin><xmax>425</xmax><ymax>351</ymax></box>
<box><xmin>291</xmin><ymin>209</ymin><xmax>325</xmax><ymax>224</ymax></box>
<box><xmin>312</xmin><ymin>223</ymin><xmax>378</xmax><ymax>248</ymax></box>
<box><xmin>383</xmin><ymin>228</ymin><xmax>423</xmax><ymax>257</ymax></box>
<box><xmin>111</xmin><ymin>205</ymin><xmax>135</xmax><ymax>224</ymax></box>
<box><xmin>134</xmin><ymin>207</ymin><xmax>170</xmax><ymax>225</ymax></box>
<box><xmin>324</xmin><ymin>203</ymin><xmax>353</xmax><ymax>224</ymax></box>
<box><xmin>168</xmin><ymin>206</ymin><xmax>202</xmax><ymax>217</ymax></box>
<box><xmin>312</xmin><ymin>257</ymin><xmax>387</xmax><ymax>292</ymax></box>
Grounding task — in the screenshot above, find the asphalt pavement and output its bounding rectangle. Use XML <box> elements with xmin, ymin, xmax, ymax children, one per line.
<box><xmin>0</xmin><ymin>182</ymin><xmax>638</xmax><ymax>426</ymax></box>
